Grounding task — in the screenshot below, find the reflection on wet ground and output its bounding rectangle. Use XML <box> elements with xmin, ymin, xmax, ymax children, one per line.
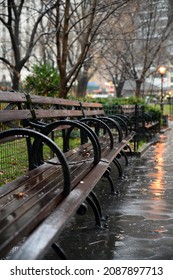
<box><xmin>44</xmin><ymin>122</ymin><xmax>173</xmax><ymax>260</ymax></box>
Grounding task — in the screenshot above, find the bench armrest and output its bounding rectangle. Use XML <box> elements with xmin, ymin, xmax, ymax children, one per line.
<box><xmin>41</xmin><ymin>120</ymin><xmax>101</xmax><ymax>165</ymax></box>
<box><xmin>80</xmin><ymin>117</ymin><xmax>114</xmax><ymax>149</ymax></box>
<box><xmin>0</xmin><ymin>128</ymin><xmax>71</xmax><ymax>196</ymax></box>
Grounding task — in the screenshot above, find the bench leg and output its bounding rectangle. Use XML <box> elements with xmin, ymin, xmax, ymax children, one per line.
<box><xmin>51</xmin><ymin>243</ymin><xmax>68</xmax><ymax>260</ymax></box>
<box><xmin>86</xmin><ymin>196</ymin><xmax>105</xmax><ymax>229</ymax></box>
<box><xmin>117</xmin><ymin>151</ymin><xmax>128</xmax><ymax>166</ymax></box>
<box><xmin>133</xmin><ymin>135</ymin><xmax>138</xmax><ymax>152</ymax></box>
<box><xmin>89</xmin><ymin>191</ymin><xmax>108</xmax><ymax>221</ymax></box>
<box><xmin>76</xmin><ymin>203</ymin><xmax>88</xmax><ymax>215</ymax></box>
<box><xmin>113</xmin><ymin>158</ymin><xmax>123</xmax><ymax>177</ymax></box>
<box><xmin>122</xmin><ymin>150</ymin><xmax>128</xmax><ymax>165</ymax></box>
<box><xmin>123</xmin><ymin>144</ymin><xmax>133</xmax><ymax>156</ymax></box>
<box><xmin>103</xmin><ymin>168</ymin><xmax>119</xmax><ymax>195</ymax></box>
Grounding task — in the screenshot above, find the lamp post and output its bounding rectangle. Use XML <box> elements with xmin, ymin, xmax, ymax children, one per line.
<box><xmin>158</xmin><ymin>66</ymin><xmax>167</xmax><ymax>113</ymax></box>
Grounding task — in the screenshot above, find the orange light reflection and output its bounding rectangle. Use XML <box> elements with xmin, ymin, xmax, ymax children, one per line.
<box><xmin>148</xmin><ymin>141</ymin><xmax>165</xmax><ymax>199</ymax></box>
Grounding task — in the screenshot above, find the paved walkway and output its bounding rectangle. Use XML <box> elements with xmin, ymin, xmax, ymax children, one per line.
<box><xmin>45</xmin><ymin>122</ymin><xmax>173</xmax><ymax>260</ymax></box>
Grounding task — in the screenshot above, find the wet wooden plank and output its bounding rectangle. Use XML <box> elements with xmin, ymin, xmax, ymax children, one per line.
<box><xmin>0</xmin><ymin>153</ymin><xmax>95</xmax><ymax>258</ymax></box>
<box><xmin>30</xmin><ymin>94</ymin><xmax>81</xmax><ymax>107</ymax></box>
<box><xmin>10</xmin><ymin>160</ymin><xmax>109</xmax><ymax>260</ymax></box>
<box><xmin>0</xmin><ymin>91</ymin><xmax>26</xmax><ymax>103</ymax></box>
<box><xmin>35</xmin><ymin>109</ymin><xmax>83</xmax><ymax>119</ymax></box>
<box><xmin>0</xmin><ymin>110</ymin><xmax>32</xmax><ymax>122</ymax></box>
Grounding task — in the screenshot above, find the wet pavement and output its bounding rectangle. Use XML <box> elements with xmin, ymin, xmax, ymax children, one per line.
<box><xmin>44</xmin><ymin>121</ymin><xmax>173</xmax><ymax>260</ymax></box>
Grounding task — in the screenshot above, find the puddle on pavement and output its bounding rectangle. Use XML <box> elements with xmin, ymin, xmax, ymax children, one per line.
<box><xmin>43</xmin><ymin>123</ymin><xmax>173</xmax><ymax>260</ymax></box>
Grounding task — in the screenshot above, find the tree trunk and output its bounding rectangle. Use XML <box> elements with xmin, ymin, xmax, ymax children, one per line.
<box><xmin>12</xmin><ymin>71</ymin><xmax>20</xmax><ymax>91</ymax></box>
<box><xmin>58</xmin><ymin>77</ymin><xmax>68</xmax><ymax>98</ymax></box>
<box><xmin>116</xmin><ymin>81</ymin><xmax>125</xmax><ymax>98</ymax></box>
<box><xmin>135</xmin><ymin>79</ymin><xmax>142</xmax><ymax>98</ymax></box>
<box><xmin>76</xmin><ymin>75</ymin><xmax>89</xmax><ymax>98</ymax></box>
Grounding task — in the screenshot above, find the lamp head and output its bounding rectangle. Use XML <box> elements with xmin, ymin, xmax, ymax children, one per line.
<box><xmin>158</xmin><ymin>66</ymin><xmax>167</xmax><ymax>75</ymax></box>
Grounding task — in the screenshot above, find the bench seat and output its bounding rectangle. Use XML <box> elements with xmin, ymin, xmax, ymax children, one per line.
<box><xmin>9</xmin><ymin>159</ymin><xmax>109</xmax><ymax>260</ymax></box>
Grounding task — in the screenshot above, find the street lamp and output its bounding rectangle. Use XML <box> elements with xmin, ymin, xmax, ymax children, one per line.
<box><xmin>158</xmin><ymin>66</ymin><xmax>167</xmax><ymax>113</ymax></box>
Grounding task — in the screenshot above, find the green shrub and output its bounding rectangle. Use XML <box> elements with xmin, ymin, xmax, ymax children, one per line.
<box><xmin>80</xmin><ymin>96</ymin><xmax>145</xmax><ymax>106</ymax></box>
<box><xmin>76</xmin><ymin>96</ymin><xmax>161</xmax><ymax>121</ymax></box>
<box><xmin>145</xmin><ymin>105</ymin><xmax>161</xmax><ymax>121</ymax></box>
<box><xmin>24</xmin><ymin>63</ymin><xmax>60</xmax><ymax>96</ymax></box>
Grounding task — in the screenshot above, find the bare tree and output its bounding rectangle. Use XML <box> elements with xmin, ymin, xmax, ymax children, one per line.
<box><xmin>0</xmin><ymin>0</ymin><xmax>136</xmax><ymax>97</ymax></box>
<box><xmin>97</xmin><ymin>3</ymin><xmax>137</xmax><ymax>97</ymax></box>
<box><xmin>51</xmin><ymin>0</ymin><xmax>133</xmax><ymax>98</ymax></box>
<box><xmin>96</xmin><ymin>0</ymin><xmax>173</xmax><ymax>98</ymax></box>
<box><xmin>130</xmin><ymin>0</ymin><xmax>173</xmax><ymax>96</ymax></box>
<box><xmin>0</xmin><ymin>0</ymin><xmax>56</xmax><ymax>90</ymax></box>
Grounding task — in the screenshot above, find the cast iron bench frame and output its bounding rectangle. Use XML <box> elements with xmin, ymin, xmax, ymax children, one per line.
<box><xmin>104</xmin><ymin>104</ymin><xmax>160</xmax><ymax>151</ymax></box>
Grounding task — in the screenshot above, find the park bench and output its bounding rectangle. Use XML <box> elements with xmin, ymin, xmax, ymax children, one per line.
<box><xmin>23</xmin><ymin>92</ymin><xmax>135</xmax><ymax>179</ymax></box>
<box><xmin>0</xmin><ymin>91</ymin><xmax>135</xmax><ymax>260</ymax></box>
<box><xmin>127</xmin><ymin>105</ymin><xmax>160</xmax><ymax>150</ymax></box>
<box><xmin>104</xmin><ymin>104</ymin><xmax>160</xmax><ymax>151</ymax></box>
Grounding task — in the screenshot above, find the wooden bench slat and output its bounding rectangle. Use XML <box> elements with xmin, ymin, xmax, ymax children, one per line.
<box><xmin>81</xmin><ymin>102</ymin><xmax>103</xmax><ymax>108</ymax></box>
<box><xmin>101</xmin><ymin>133</ymin><xmax>135</xmax><ymax>162</ymax></box>
<box><xmin>0</xmin><ymin>167</ymin><xmax>62</xmax><ymax>220</ymax></box>
<box><xmin>82</xmin><ymin>109</ymin><xmax>105</xmax><ymax>116</ymax></box>
<box><xmin>30</xmin><ymin>95</ymin><xmax>80</xmax><ymax>106</ymax></box>
<box><xmin>0</xmin><ymin>163</ymin><xmax>55</xmax><ymax>197</ymax></box>
<box><xmin>0</xmin><ymin>154</ymin><xmax>95</xmax><ymax>257</ymax></box>
<box><xmin>0</xmin><ymin>92</ymin><xmax>26</xmax><ymax>103</ymax></box>
<box><xmin>10</xmin><ymin>160</ymin><xmax>110</xmax><ymax>260</ymax></box>
<box><xmin>34</xmin><ymin>109</ymin><xmax>83</xmax><ymax>119</ymax></box>
<box><xmin>0</xmin><ymin>110</ymin><xmax>32</xmax><ymax>122</ymax></box>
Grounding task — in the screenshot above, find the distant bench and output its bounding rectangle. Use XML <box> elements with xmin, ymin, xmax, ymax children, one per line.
<box><xmin>0</xmin><ymin>91</ymin><xmax>135</xmax><ymax>259</ymax></box>
<box><xmin>104</xmin><ymin>104</ymin><xmax>160</xmax><ymax>151</ymax></box>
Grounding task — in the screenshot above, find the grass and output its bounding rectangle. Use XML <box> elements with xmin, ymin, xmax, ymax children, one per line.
<box><xmin>152</xmin><ymin>103</ymin><xmax>173</xmax><ymax>116</ymax></box>
<box><xmin>0</xmin><ymin>139</ymin><xmax>28</xmax><ymax>185</ymax></box>
<box><xmin>0</xmin><ymin>131</ymin><xmax>81</xmax><ymax>186</ymax></box>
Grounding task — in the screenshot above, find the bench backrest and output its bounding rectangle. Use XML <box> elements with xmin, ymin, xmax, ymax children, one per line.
<box><xmin>27</xmin><ymin>94</ymin><xmax>84</xmax><ymax>120</ymax></box>
<box><xmin>80</xmin><ymin>101</ymin><xmax>105</xmax><ymax>117</ymax></box>
<box><xmin>0</xmin><ymin>91</ymin><xmax>85</xmax><ymax>128</ymax></box>
<box><xmin>0</xmin><ymin>91</ymin><xmax>109</xmax><ymax>129</ymax></box>
<box><xmin>0</xmin><ymin>91</ymin><xmax>132</xmax><ymax>145</ymax></box>
<box><xmin>0</xmin><ymin>91</ymin><xmax>32</xmax><ymax>129</ymax></box>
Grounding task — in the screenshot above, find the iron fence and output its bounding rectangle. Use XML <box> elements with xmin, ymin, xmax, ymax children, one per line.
<box><xmin>0</xmin><ymin>138</ymin><xmax>28</xmax><ymax>186</ymax></box>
